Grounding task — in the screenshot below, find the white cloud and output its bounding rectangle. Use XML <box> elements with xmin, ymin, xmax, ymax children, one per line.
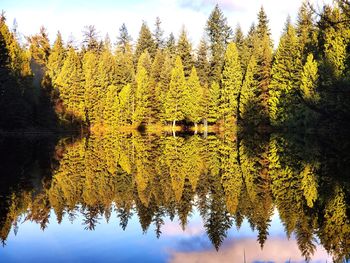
<box><xmin>169</xmin><ymin>237</ymin><xmax>332</xmax><ymax>263</ymax></box>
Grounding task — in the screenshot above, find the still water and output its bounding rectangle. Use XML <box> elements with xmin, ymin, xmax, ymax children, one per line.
<box><xmin>0</xmin><ymin>132</ymin><xmax>349</xmax><ymax>262</ymax></box>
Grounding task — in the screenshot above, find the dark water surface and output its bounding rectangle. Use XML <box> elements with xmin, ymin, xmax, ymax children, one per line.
<box><xmin>0</xmin><ymin>132</ymin><xmax>349</xmax><ymax>263</ymax></box>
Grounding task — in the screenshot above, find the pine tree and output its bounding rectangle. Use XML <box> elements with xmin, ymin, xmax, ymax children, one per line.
<box><xmin>300</xmin><ymin>53</ymin><xmax>319</xmax><ymax>103</ymax></box>
<box><xmin>156</xmin><ymin>52</ymin><xmax>173</xmax><ymax>122</ymax></box>
<box><xmin>239</xmin><ymin>55</ymin><xmax>260</xmax><ymax>125</ymax></box>
<box><xmin>133</xmin><ymin>51</ymin><xmax>153</xmax><ymax>124</ymax></box>
<box><xmin>196</xmin><ymin>37</ymin><xmax>210</xmax><ymax>87</ymax></box>
<box><xmin>47</xmin><ymin>31</ymin><xmax>66</xmax><ymax>86</ymax></box>
<box><xmin>135</xmin><ymin>22</ymin><xmax>156</xmax><ymax>61</ymax></box>
<box><xmin>220</xmin><ymin>42</ymin><xmax>243</xmax><ymax>124</ymax></box>
<box><xmin>153</xmin><ymin>17</ymin><xmax>164</xmax><ymax>50</ymax></box>
<box><xmin>28</xmin><ymin>26</ymin><xmax>51</xmax><ymax>67</ymax></box>
<box><xmin>269</xmin><ymin>23</ymin><xmax>303</xmax><ymax>126</ymax></box>
<box><xmin>296</xmin><ymin>1</ymin><xmax>317</xmax><ymax>61</ymax></box>
<box><xmin>117</xmin><ymin>23</ymin><xmax>132</xmax><ymax>53</ymax></box>
<box><xmin>115</xmin><ymin>44</ymin><xmax>135</xmax><ymax>91</ymax></box>
<box><xmin>206</xmin><ymin>4</ymin><xmax>232</xmax><ymax>83</ymax></box>
<box><xmin>165</xmin><ymin>33</ymin><xmax>176</xmax><ymax>56</ymax></box>
<box><xmin>183</xmin><ymin>67</ymin><xmax>203</xmax><ymax>128</ymax></box>
<box><xmin>207</xmin><ymin>81</ymin><xmax>220</xmax><ymax>123</ymax></box>
<box><xmin>82</xmin><ymin>25</ymin><xmax>100</xmax><ymax>52</ymax></box>
<box><xmin>164</xmin><ymin>56</ymin><xmax>186</xmax><ymax>128</ymax></box>
<box><xmin>118</xmin><ymin>84</ymin><xmax>133</xmax><ymax>124</ymax></box>
<box><xmin>83</xmin><ymin>51</ymin><xmax>100</xmax><ymax>124</ymax></box>
<box><xmin>176</xmin><ymin>27</ymin><xmax>193</xmax><ymax>77</ymax></box>
<box><xmin>56</xmin><ymin>47</ymin><xmax>85</xmax><ymax>123</ymax></box>
<box><xmin>150</xmin><ymin>50</ymin><xmax>165</xmax><ymax>120</ymax></box>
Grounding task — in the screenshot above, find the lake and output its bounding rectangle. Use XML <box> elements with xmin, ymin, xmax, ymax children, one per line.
<box><xmin>0</xmin><ymin>131</ymin><xmax>349</xmax><ymax>263</ymax></box>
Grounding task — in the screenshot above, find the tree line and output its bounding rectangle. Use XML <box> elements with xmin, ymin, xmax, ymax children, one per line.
<box><xmin>0</xmin><ymin>1</ymin><xmax>349</xmax><ymax>131</ymax></box>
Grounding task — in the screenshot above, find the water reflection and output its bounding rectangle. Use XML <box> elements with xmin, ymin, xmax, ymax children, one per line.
<box><xmin>0</xmin><ymin>131</ymin><xmax>349</xmax><ymax>262</ymax></box>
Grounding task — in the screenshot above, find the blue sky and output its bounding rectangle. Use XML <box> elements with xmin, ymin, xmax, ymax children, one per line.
<box><xmin>2</xmin><ymin>0</ymin><xmax>332</xmax><ymax>47</ymax></box>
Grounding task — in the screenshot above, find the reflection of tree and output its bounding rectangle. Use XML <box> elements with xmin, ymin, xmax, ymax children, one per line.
<box><xmin>1</xmin><ymin>131</ymin><xmax>350</xmax><ymax>261</ymax></box>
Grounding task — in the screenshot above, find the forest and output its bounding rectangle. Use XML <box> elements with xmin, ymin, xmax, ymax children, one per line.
<box><xmin>0</xmin><ymin>1</ymin><xmax>349</xmax><ymax>132</ymax></box>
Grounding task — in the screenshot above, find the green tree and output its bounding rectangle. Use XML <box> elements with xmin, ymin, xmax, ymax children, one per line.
<box><xmin>47</xmin><ymin>31</ymin><xmax>66</xmax><ymax>86</ymax></box>
<box><xmin>196</xmin><ymin>37</ymin><xmax>210</xmax><ymax>87</ymax></box>
<box><xmin>133</xmin><ymin>51</ymin><xmax>153</xmax><ymax>124</ymax></box>
<box><xmin>207</xmin><ymin>81</ymin><xmax>220</xmax><ymax>123</ymax></box>
<box><xmin>153</xmin><ymin>17</ymin><xmax>164</xmax><ymax>50</ymax></box>
<box><xmin>56</xmin><ymin>47</ymin><xmax>85</xmax><ymax>123</ymax></box>
<box><xmin>220</xmin><ymin>42</ymin><xmax>243</xmax><ymax>125</ymax></box>
<box><xmin>269</xmin><ymin>23</ymin><xmax>303</xmax><ymax>126</ymax></box>
<box><xmin>176</xmin><ymin>27</ymin><xmax>193</xmax><ymax>77</ymax></box>
<box><xmin>183</xmin><ymin>67</ymin><xmax>203</xmax><ymax>128</ymax></box>
<box><xmin>116</xmin><ymin>23</ymin><xmax>132</xmax><ymax>53</ymax></box>
<box><xmin>164</xmin><ymin>56</ymin><xmax>186</xmax><ymax>128</ymax></box>
<box><xmin>135</xmin><ymin>22</ymin><xmax>156</xmax><ymax>61</ymax></box>
<box><xmin>206</xmin><ymin>4</ymin><xmax>232</xmax><ymax>83</ymax></box>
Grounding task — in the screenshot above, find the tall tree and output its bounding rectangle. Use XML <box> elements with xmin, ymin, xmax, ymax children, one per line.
<box><xmin>135</xmin><ymin>22</ymin><xmax>156</xmax><ymax>61</ymax></box>
<box><xmin>269</xmin><ymin>23</ymin><xmax>303</xmax><ymax>126</ymax></box>
<box><xmin>153</xmin><ymin>17</ymin><xmax>164</xmax><ymax>50</ymax></box>
<box><xmin>47</xmin><ymin>31</ymin><xmax>66</xmax><ymax>86</ymax></box>
<box><xmin>206</xmin><ymin>4</ymin><xmax>232</xmax><ymax>83</ymax></box>
<box><xmin>133</xmin><ymin>51</ymin><xmax>153</xmax><ymax>124</ymax></box>
<box><xmin>82</xmin><ymin>25</ymin><xmax>99</xmax><ymax>52</ymax></box>
<box><xmin>183</xmin><ymin>67</ymin><xmax>203</xmax><ymax>129</ymax></box>
<box><xmin>220</xmin><ymin>43</ymin><xmax>243</xmax><ymax>125</ymax></box>
<box><xmin>176</xmin><ymin>27</ymin><xmax>193</xmax><ymax>77</ymax></box>
<box><xmin>164</xmin><ymin>56</ymin><xmax>186</xmax><ymax>128</ymax></box>
<box><xmin>196</xmin><ymin>37</ymin><xmax>210</xmax><ymax>87</ymax></box>
<box><xmin>116</xmin><ymin>23</ymin><xmax>132</xmax><ymax>53</ymax></box>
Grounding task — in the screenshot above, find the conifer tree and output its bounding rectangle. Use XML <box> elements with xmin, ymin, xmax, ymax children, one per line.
<box><xmin>28</xmin><ymin>26</ymin><xmax>51</xmax><ymax>68</ymax></box>
<box><xmin>239</xmin><ymin>55</ymin><xmax>260</xmax><ymax>125</ymax></box>
<box><xmin>176</xmin><ymin>27</ymin><xmax>193</xmax><ymax>77</ymax></box>
<box><xmin>156</xmin><ymin>52</ymin><xmax>173</xmax><ymax>122</ymax></box>
<box><xmin>296</xmin><ymin>2</ymin><xmax>317</xmax><ymax>61</ymax></box>
<box><xmin>196</xmin><ymin>37</ymin><xmax>210</xmax><ymax>87</ymax></box>
<box><xmin>164</xmin><ymin>56</ymin><xmax>186</xmax><ymax>128</ymax></box>
<box><xmin>206</xmin><ymin>4</ymin><xmax>232</xmax><ymax>83</ymax></box>
<box><xmin>133</xmin><ymin>51</ymin><xmax>153</xmax><ymax>124</ymax></box>
<box><xmin>117</xmin><ymin>23</ymin><xmax>132</xmax><ymax>53</ymax></box>
<box><xmin>300</xmin><ymin>53</ymin><xmax>319</xmax><ymax>103</ymax></box>
<box><xmin>183</xmin><ymin>67</ymin><xmax>203</xmax><ymax>128</ymax></box>
<box><xmin>220</xmin><ymin>43</ymin><xmax>243</xmax><ymax>124</ymax></box>
<box><xmin>135</xmin><ymin>22</ymin><xmax>156</xmax><ymax>61</ymax></box>
<box><xmin>207</xmin><ymin>81</ymin><xmax>220</xmax><ymax>123</ymax></box>
<box><xmin>83</xmin><ymin>51</ymin><xmax>101</xmax><ymax>124</ymax></box>
<box><xmin>153</xmin><ymin>17</ymin><xmax>164</xmax><ymax>50</ymax></box>
<box><xmin>56</xmin><ymin>47</ymin><xmax>85</xmax><ymax>123</ymax></box>
<box><xmin>82</xmin><ymin>25</ymin><xmax>100</xmax><ymax>52</ymax></box>
<box><xmin>269</xmin><ymin>23</ymin><xmax>303</xmax><ymax>126</ymax></box>
<box><xmin>118</xmin><ymin>84</ymin><xmax>133</xmax><ymax>124</ymax></box>
<box><xmin>165</xmin><ymin>33</ymin><xmax>176</xmax><ymax>56</ymax></box>
<box><xmin>47</xmin><ymin>31</ymin><xmax>66</xmax><ymax>86</ymax></box>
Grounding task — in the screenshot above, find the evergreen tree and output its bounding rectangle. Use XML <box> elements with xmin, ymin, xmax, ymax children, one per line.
<box><xmin>82</xmin><ymin>25</ymin><xmax>100</xmax><ymax>52</ymax></box>
<box><xmin>153</xmin><ymin>17</ymin><xmax>164</xmax><ymax>50</ymax></box>
<box><xmin>183</xmin><ymin>67</ymin><xmax>203</xmax><ymax>128</ymax></box>
<box><xmin>176</xmin><ymin>27</ymin><xmax>193</xmax><ymax>77</ymax></box>
<box><xmin>239</xmin><ymin>55</ymin><xmax>260</xmax><ymax>125</ymax></box>
<box><xmin>165</xmin><ymin>33</ymin><xmax>176</xmax><ymax>56</ymax></box>
<box><xmin>206</xmin><ymin>4</ymin><xmax>232</xmax><ymax>83</ymax></box>
<box><xmin>135</xmin><ymin>22</ymin><xmax>156</xmax><ymax>61</ymax></box>
<box><xmin>196</xmin><ymin>37</ymin><xmax>210</xmax><ymax>87</ymax></box>
<box><xmin>269</xmin><ymin>24</ymin><xmax>303</xmax><ymax>126</ymax></box>
<box><xmin>83</xmin><ymin>51</ymin><xmax>100</xmax><ymax>124</ymax></box>
<box><xmin>134</xmin><ymin>51</ymin><xmax>153</xmax><ymax>124</ymax></box>
<box><xmin>56</xmin><ymin>47</ymin><xmax>85</xmax><ymax>123</ymax></box>
<box><xmin>164</xmin><ymin>56</ymin><xmax>186</xmax><ymax>127</ymax></box>
<box><xmin>296</xmin><ymin>2</ymin><xmax>317</xmax><ymax>61</ymax></box>
<box><xmin>220</xmin><ymin>43</ymin><xmax>243</xmax><ymax>124</ymax></box>
<box><xmin>47</xmin><ymin>31</ymin><xmax>66</xmax><ymax>86</ymax></box>
<box><xmin>207</xmin><ymin>81</ymin><xmax>220</xmax><ymax>123</ymax></box>
<box><xmin>117</xmin><ymin>23</ymin><xmax>132</xmax><ymax>53</ymax></box>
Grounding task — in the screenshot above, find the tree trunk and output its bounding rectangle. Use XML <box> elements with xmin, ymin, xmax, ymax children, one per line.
<box><xmin>172</xmin><ymin>120</ymin><xmax>176</xmax><ymax>137</ymax></box>
<box><xmin>203</xmin><ymin>119</ymin><xmax>208</xmax><ymax>138</ymax></box>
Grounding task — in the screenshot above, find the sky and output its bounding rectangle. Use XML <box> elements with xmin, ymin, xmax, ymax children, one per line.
<box><xmin>2</xmin><ymin>0</ymin><xmax>333</xmax><ymax>48</ymax></box>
